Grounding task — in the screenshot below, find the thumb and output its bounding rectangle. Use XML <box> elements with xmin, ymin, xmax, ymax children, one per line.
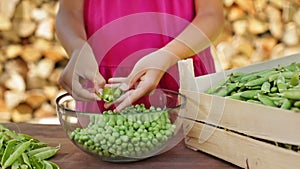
<box><xmin>85</xmin><ymin>70</ymin><xmax>106</xmax><ymax>91</ymax></box>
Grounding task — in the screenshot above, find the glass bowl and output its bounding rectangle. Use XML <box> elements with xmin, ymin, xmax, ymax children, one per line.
<box><xmin>56</xmin><ymin>88</ymin><xmax>187</xmax><ymax>162</ymax></box>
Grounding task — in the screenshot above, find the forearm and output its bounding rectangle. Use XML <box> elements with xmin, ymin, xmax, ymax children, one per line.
<box><xmin>55</xmin><ymin>0</ymin><xmax>86</xmax><ymax>57</ymax></box>
<box><xmin>162</xmin><ymin>0</ymin><xmax>224</xmax><ymax>62</ymax></box>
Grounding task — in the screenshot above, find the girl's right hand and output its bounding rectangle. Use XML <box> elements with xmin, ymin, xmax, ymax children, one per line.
<box><xmin>58</xmin><ymin>43</ymin><xmax>106</xmax><ymax>101</ymax></box>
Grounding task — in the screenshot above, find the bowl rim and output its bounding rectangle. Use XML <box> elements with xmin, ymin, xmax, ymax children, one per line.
<box><xmin>56</xmin><ymin>88</ymin><xmax>186</xmax><ymax>114</ymax></box>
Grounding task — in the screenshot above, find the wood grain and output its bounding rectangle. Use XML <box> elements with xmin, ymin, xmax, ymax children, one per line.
<box><xmin>1</xmin><ymin>123</ymin><xmax>239</xmax><ymax>169</ymax></box>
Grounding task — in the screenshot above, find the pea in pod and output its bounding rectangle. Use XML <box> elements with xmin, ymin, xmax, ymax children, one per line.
<box><xmin>97</xmin><ymin>87</ymin><xmax>124</xmax><ymax>102</ymax></box>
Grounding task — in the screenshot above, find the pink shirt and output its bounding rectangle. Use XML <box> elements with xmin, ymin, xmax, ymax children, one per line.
<box><xmin>81</xmin><ymin>0</ymin><xmax>215</xmax><ymax>112</ymax></box>
<box><xmin>84</xmin><ymin>0</ymin><xmax>215</xmax><ymax>78</ymax></box>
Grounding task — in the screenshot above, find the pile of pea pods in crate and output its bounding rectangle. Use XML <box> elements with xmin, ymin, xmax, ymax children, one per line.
<box><xmin>178</xmin><ymin>53</ymin><xmax>300</xmax><ymax>169</ymax></box>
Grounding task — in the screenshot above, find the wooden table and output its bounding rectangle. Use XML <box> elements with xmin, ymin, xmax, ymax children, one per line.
<box><xmin>2</xmin><ymin>123</ymin><xmax>240</xmax><ymax>169</ymax></box>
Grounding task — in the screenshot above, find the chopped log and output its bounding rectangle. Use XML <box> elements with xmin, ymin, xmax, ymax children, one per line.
<box><xmin>0</xmin><ymin>0</ymin><xmax>20</xmax><ymax>19</ymax></box>
<box><xmin>31</xmin><ymin>8</ymin><xmax>48</xmax><ymax>21</ymax></box>
<box><xmin>235</xmin><ymin>0</ymin><xmax>255</xmax><ymax>14</ymax></box>
<box><xmin>35</xmin><ymin>18</ymin><xmax>54</xmax><ymax>40</ymax></box>
<box><xmin>11</xmin><ymin>103</ymin><xmax>33</xmax><ymax>122</ymax></box>
<box><xmin>232</xmin><ymin>19</ymin><xmax>247</xmax><ymax>35</ymax></box>
<box><xmin>232</xmin><ymin>36</ymin><xmax>254</xmax><ymax>58</ymax></box>
<box><xmin>43</xmin><ymin>85</ymin><xmax>59</xmax><ymax>101</ymax></box>
<box><xmin>231</xmin><ymin>54</ymin><xmax>252</xmax><ymax>68</ymax></box>
<box><xmin>14</xmin><ymin>0</ymin><xmax>34</xmax><ymax>20</ymax></box>
<box><xmin>227</xmin><ymin>5</ymin><xmax>246</xmax><ymax>21</ymax></box>
<box><xmin>4</xmin><ymin>58</ymin><xmax>29</xmax><ymax>77</ymax></box>
<box><xmin>0</xmin><ymin>14</ymin><xmax>12</xmax><ymax>31</ymax></box>
<box><xmin>266</xmin><ymin>5</ymin><xmax>283</xmax><ymax>39</ymax></box>
<box><xmin>34</xmin><ymin>102</ymin><xmax>56</xmax><ymax>119</ymax></box>
<box><xmin>25</xmin><ymin>89</ymin><xmax>47</xmax><ymax>109</ymax></box>
<box><xmin>36</xmin><ymin>58</ymin><xmax>55</xmax><ymax>79</ymax></box>
<box><xmin>4</xmin><ymin>72</ymin><xmax>26</xmax><ymax>92</ymax></box>
<box><xmin>14</xmin><ymin>19</ymin><xmax>36</xmax><ymax>38</ymax></box>
<box><xmin>269</xmin><ymin>0</ymin><xmax>285</xmax><ymax>9</ymax></box>
<box><xmin>20</xmin><ymin>45</ymin><xmax>42</xmax><ymax>62</ymax></box>
<box><xmin>282</xmin><ymin>1</ymin><xmax>297</xmax><ymax>22</ymax></box>
<box><xmin>32</xmin><ymin>38</ymin><xmax>52</xmax><ymax>51</ymax></box>
<box><xmin>26</xmin><ymin>74</ymin><xmax>47</xmax><ymax>90</ymax></box>
<box><xmin>293</xmin><ymin>9</ymin><xmax>300</xmax><ymax>26</ymax></box>
<box><xmin>4</xmin><ymin>90</ymin><xmax>25</xmax><ymax>110</ymax></box>
<box><xmin>223</xmin><ymin>0</ymin><xmax>234</xmax><ymax>7</ymax></box>
<box><xmin>253</xmin><ymin>0</ymin><xmax>268</xmax><ymax>12</ymax></box>
<box><xmin>270</xmin><ymin>43</ymin><xmax>285</xmax><ymax>59</ymax></box>
<box><xmin>247</xmin><ymin>17</ymin><xmax>269</xmax><ymax>35</ymax></box>
<box><xmin>43</xmin><ymin>45</ymin><xmax>67</xmax><ymax>62</ymax></box>
<box><xmin>4</xmin><ymin>44</ymin><xmax>22</xmax><ymax>59</ymax></box>
<box><xmin>0</xmin><ymin>100</ymin><xmax>11</xmax><ymax>122</ymax></box>
<box><xmin>1</xmin><ymin>30</ymin><xmax>20</xmax><ymax>43</ymax></box>
<box><xmin>283</xmin><ymin>45</ymin><xmax>300</xmax><ymax>56</ymax></box>
<box><xmin>282</xmin><ymin>22</ymin><xmax>299</xmax><ymax>46</ymax></box>
<box><xmin>49</xmin><ymin>68</ymin><xmax>63</xmax><ymax>84</ymax></box>
<box><xmin>254</xmin><ymin>36</ymin><xmax>278</xmax><ymax>56</ymax></box>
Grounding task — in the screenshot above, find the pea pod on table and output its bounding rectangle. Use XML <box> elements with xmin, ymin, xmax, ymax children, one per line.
<box><xmin>0</xmin><ymin>125</ymin><xmax>60</xmax><ymax>169</ymax></box>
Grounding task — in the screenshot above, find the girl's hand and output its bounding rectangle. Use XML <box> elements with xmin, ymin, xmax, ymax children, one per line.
<box><xmin>106</xmin><ymin>49</ymin><xmax>179</xmax><ymax>111</ymax></box>
<box><xmin>59</xmin><ymin>43</ymin><xmax>106</xmax><ymax>101</ymax></box>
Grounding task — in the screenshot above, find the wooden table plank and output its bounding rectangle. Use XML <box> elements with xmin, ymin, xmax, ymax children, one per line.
<box><xmin>2</xmin><ymin>123</ymin><xmax>240</xmax><ymax>169</ymax></box>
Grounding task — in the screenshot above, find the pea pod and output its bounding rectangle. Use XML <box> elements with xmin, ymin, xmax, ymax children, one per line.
<box><xmin>293</xmin><ymin>101</ymin><xmax>300</xmax><ymax>108</ymax></box>
<box><xmin>22</xmin><ymin>153</ymin><xmax>32</xmax><ymax>169</ymax></box>
<box><xmin>46</xmin><ymin>161</ymin><xmax>60</xmax><ymax>169</ymax></box>
<box><xmin>43</xmin><ymin>160</ymin><xmax>54</xmax><ymax>169</ymax></box>
<box><xmin>215</xmin><ymin>82</ymin><xmax>238</xmax><ymax>96</ymax></box>
<box><xmin>289</xmin><ymin>71</ymin><xmax>299</xmax><ymax>86</ymax></box>
<box><xmin>32</xmin><ymin>146</ymin><xmax>60</xmax><ymax>160</ymax></box>
<box><xmin>1</xmin><ymin>139</ymin><xmax>19</xmax><ymax>167</ymax></box>
<box><xmin>261</xmin><ymin>81</ymin><xmax>271</xmax><ymax>93</ymax></box>
<box><xmin>204</xmin><ymin>77</ymin><xmax>229</xmax><ymax>94</ymax></box>
<box><xmin>280</xmin><ymin>90</ymin><xmax>300</xmax><ymax>100</ymax></box>
<box><xmin>98</xmin><ymin>87</ymin><xmax>124</xmax><ymax>102</ymax></box>
<box><xmin>2</xmin><ymin>140</ymin><xmax>31</xmax><ymax>169</ymax></box>
<box><xmin>247</xmin><ymin>99</ymin><xmax>263</xmax><ymax>104</ymax></box>
<box><xmin>280</xmin><ymin>99</ymin><xmax>292</xmax><ymax>110</ymax></box>
<box><xmin>276</xmin><ymin>74</ymin><xmax>287</xmax><ymax>93</ymax></box>
<box><xmin>239</xmin><ymin>90</ymin><xmax>261</xmax><ymax>99</ymax></box>
<box><xmin>268</xmin><ymin>71</ymin><xmax>294</xmax><ymax>82</ymax></box>
<box><xmin>27</xmin><ymin>146</ymin><xmax>54</xmax><ymax>157</ymax></box>
<box><xmin>244</xmin><ymin>77</ymin><xmax>269</xmax><ymax>87</ymax></box>
<box><xmin>257</xmin><ymin>94</ymin><xmax>276</xmax><ymax>107</ymax></box>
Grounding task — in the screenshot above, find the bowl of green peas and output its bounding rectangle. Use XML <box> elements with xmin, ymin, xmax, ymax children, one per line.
<box><xmin>56</xmin><ymin>88</ymin><xmax>187</xmax><ymax>162</ymax></box>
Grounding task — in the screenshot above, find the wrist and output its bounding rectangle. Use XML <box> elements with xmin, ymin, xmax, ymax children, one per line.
<box><xmin>153</xmin><ymin>49</ymin><xmax>180</xmax><ymax>70</ymax></box>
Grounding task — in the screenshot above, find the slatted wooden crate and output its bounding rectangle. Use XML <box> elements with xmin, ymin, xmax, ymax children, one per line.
<box><xmin>178</xmin><ymin>54</ymin><xmax>300</xmax><ymax>169</ymax></box>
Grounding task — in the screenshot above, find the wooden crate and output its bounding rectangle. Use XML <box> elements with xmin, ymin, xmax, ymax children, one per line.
<box><xmin>178</xmin><ymin>54</ymin><xmax>300</xmax><ymax>169</ymax></box>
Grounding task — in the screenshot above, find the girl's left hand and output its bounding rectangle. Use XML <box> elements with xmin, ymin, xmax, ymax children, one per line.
<box><xmin>105</xmin><ymin>49</ymin><xmax>179</xmax><ymax>111</ymax></box>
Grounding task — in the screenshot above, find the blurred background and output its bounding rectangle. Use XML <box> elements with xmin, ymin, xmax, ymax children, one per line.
<box><xmin>0</xmin><ymin>0</ymin><xmax>300</xmax><ymax>124</ymax></box>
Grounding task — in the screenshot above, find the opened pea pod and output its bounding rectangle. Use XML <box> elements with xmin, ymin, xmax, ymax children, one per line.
<box><xmin>96</xmin><ymin>87</ymin><xmax>124</xmax><ymax>103</ymax></box>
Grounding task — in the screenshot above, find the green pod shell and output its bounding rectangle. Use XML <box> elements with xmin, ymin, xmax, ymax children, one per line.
<box><xmin>257</xmin><ymin>94</ymin><xmax>276</xmax><ymax>107</ymax></box>
<box><xmin>244</xmin><ymin>77</ymin><xmax>269</xmax><ymax>87</ymax></box>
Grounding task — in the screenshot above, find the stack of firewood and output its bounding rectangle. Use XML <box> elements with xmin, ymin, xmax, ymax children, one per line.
<box><xmin>0</xmin><ymin>0</ymin><xmax>68</xmax><ymax>122</ymax></box>
<box><xmin>215</xmin><ymin>0</ymin><xmax>300</xmax><ymax>70</ymax></box>
<box><xmin>1</xmin><ymin>0</ymin><xmax>300</xmax><ymax>123</ymax></box>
